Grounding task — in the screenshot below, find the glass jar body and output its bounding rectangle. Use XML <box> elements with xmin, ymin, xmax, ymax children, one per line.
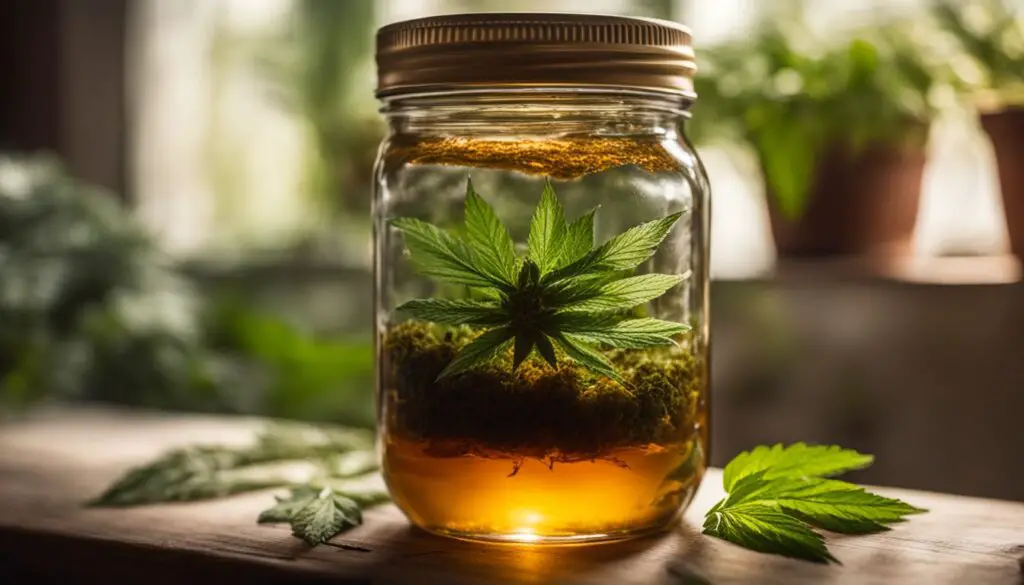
<box><xmin>373</xmin><ymin>91</ymin><xmax>710</xmax><ymax>543</ymax></box>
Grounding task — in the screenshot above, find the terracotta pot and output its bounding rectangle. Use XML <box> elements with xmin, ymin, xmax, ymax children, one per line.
<box><xmin>980</xmin><ymin>108</ymin><xmax>1024</xmax><ymax>259</ymax></box>
<box><xmin>767</xmin><ymin>144</ymin><xmax>926</xmax><ymax>258</ymax></box>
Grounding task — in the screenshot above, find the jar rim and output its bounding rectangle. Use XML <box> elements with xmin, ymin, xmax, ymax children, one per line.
<box><xmin>375</xmin><ymin>13</ymin><xmax>696</xmax><ymax>99</ymax></box>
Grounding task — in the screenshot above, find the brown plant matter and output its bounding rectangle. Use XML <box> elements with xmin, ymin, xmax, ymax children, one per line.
<box><xmin>383</xmin><ymin>321</ymin><xmax>703</xmax><ymax>464</ymax></box>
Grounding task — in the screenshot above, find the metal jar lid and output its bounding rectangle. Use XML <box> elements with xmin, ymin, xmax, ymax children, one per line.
<box><xmin>375</xmin><ymin>13</ymin><xmax>696</xmax><ymax>98</ymax></box>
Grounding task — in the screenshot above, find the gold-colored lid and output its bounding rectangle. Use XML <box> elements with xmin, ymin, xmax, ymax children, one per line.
<box><xmin>375</xmin><ymin>13</ymin><xmax>695</xmax><ymax>98</ymax></box>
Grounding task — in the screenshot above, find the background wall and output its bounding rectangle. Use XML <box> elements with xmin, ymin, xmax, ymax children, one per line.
<box><xmin>712</xmin><ymin>278</ymin><xmax>1024</xmax><ymax>500</ymax></box>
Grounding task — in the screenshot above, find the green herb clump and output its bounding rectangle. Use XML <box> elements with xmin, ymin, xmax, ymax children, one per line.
<box><xmin>388</xmin><ymin>178</ymin><xmax>690</xmax><ymax>386</ymax></box>
<box><xmin>384</xmin><ymin>320</ymin><xmax>703</xmax><ymax>462</ymax></box>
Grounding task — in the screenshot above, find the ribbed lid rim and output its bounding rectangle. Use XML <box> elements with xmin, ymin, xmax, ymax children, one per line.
<box><xmin>375</xmin><ymin>13</ymin><xmax>696</xmax><ymax>98</ymax></box>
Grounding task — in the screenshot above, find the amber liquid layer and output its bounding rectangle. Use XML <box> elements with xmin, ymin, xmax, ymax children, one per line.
<box><xmin>383</xmin><ymin>435</ymin><xmax>705</xmax><ymax>543</ymax></box>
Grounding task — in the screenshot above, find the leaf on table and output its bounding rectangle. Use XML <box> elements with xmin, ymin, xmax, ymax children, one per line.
<box><xmin>88</xmin><ymin>446</ymin><xmax>284</xmax><ymax>506</ymax></box>
<box><xmin>705</xmin><ymin>443</ymin><xmax>926</xmax><ymax>564</ymax></box>
<box><xmin>89</xmin><ymin>422</ymin><xmax>378</xmax><ymax>507</ymax></box>
<box><xmin>254</xmin><ymin>422</ymin><xmax>375</xmax><ymax>457</ymax></box>
<box><xmin>321</xmin><ymin>449</ymin><xmax>381</xmax><ymax>479</ymax></box>
<box><xmin>722</xmin><ymin>443</ymin><xmax>875</xmax><ymax>492</ymax></box>
<box><xmin>704</xmin><ymin>502</ymin><xmax>837</xmax><ymax>564</ymax></box>
<box><xmin>258</xmin><ymin>486</ymin><xmax>319</xmax><ymax>524</ymax></box>
<box><xmin>758</xmin><ymin>477</ymin><xmax>927</xmax><ymax>534</ymax></box>
<box><xmin>287</xmin><ymin>488</ymin><xmax>364</xmax><ymax>546</ymax></box>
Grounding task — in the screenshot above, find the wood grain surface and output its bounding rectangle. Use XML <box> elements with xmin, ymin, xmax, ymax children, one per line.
<box><xmin>0</xmin><ymin>408</ymin><xmax>1021</xmax><ymax>585</ymax></box>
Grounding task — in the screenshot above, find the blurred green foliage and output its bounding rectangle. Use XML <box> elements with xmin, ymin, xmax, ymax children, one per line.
<box><xmin>205</xmin><ymin>299</ymin><xmax>373</xmax><ymax>426</ymax></box>
<box><xmin>690</xmin><ymin>14</ymin><xmax>960</xmax><ymax>219</ymax></box>
<box><xmin>256</xmin><ymin>0</ymin><xmax>381</xmax><ymax>217</ymax></box>
<box><xmin>933</xmin><ymin>0</ymin><xmax>1024</xmax><ymax>105</ymax></box>
<box><xmin>0</xmin><ymin>154</ymin><xmax>373</xmax><ymax>427</ymax></box>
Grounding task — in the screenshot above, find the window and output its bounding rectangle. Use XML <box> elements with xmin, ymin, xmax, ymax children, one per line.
<box><xmin>129</xmin><ymin>0</ymin><xmax>1012</xmax><ymax>279</ymax></box>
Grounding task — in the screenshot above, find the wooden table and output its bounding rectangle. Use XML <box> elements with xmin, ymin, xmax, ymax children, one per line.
<box><xmin>1</xmin><ymin>409</ymin><xmax>1022</xmax><ymax>585</ymax></box>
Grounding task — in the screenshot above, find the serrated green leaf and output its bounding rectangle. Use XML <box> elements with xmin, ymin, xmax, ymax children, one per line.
<box><xmin>535</xmin><ymin>333</ymin><xmax>558</xmax><ymax>368</ymax></box>
<box><xmin>260</xmin><ymin>482</ymin><xmax>389</xmax><ymax>528</ymax></box>
<box><xmin>438</xmin><ymin>327</ymin><xmax>514</xmax><ymax>379</ymax></box>
<box><xmin>556</xmin><ymin>316</ymin><xmax>690</xmax><ymax>349</ymax></box>
<box><xmin>389</xmin><ymin>217</ymin><xmax>499</xmax><ymax>289</ymax></box>
<box><xmin>550</xmin><ymin>212</ymin><xmax>683</xmax><ymax>281</ymax></box>
<box><xmin>464</xmin><ymin>179</ymin><xmax>517</xmax><ymax>284</ymax></box>
<box><xmin>723</xmin><ymin>443</ymin><xmax>875</xmax><ymax>492</ymax></box>
<box><xmin>258</xmin><ymin>487</ymin><xmax>318</xmax><ymax>524</ymax></box>
<box><xmin>552</xmin><ymin>333</ymin><xmax>627</xmax><ymax>386</ymax></box>
<box><xmin>704</xmin><ymin>503</ymin><xmax>836</xmax><ymax>564</ymax></box>
<box><xmin>396</xmin><ymin>298</ymin><xmax>504</xmax><ymax>326</ymax></box>
<box><xmin>590</xmin><ymin>212</ymin><xmax>683</xmax><ymax>271</ymax></box>
<box><xmin>557</xmin><ymin>207</ymin><xmax>597</xmax><ymax>268</ymax></box>
<box><xmin>542</xmin><ymin>271</ymin><xmax>619</xmax><ymax>306</ymax></box>
<box><xmin>88</xmin><ymin>446</ymin><xmax>285</xmax><ymax>507</ymax></box>
<box><xmin>255</xmin><ymin>423</ymin><xmax>374</xmax><ymax>455</ymax></box>
<box><xmin>290</xmin><ymin>488</ymin><xmax>363</xmax><ymax>545</ymax></box>
<box><xmin>89</xmin><ymin>423</ymin><xmax>378</xmax><ymax>507</ymax></box>
<box><xmin>528</xmin><ymin>179</ymin><xmax>567</xmax><ymax>275</ymax></box>
<box><xmin>734</xmin><ymin>476</ymin><xmax>926</xmax><ymax>534</ymax></box>
<box><xmin>513</xmin><ymin>333</ymin><xmax>535</xmax><ymax>370</ymax></box>
<box><xmin>90</xmin><ymin>424</ymin><xmax>390</xmax><ymax>549</ymax></box>
<box><xmin>561</xmin><ymin>273</ymin><xmax>688</xmax><ymax>313</ymax></box>
<box><xmin>705</xmin><ymin>444</ymin><xmax>927</xmax><ymax>564</ymax></box>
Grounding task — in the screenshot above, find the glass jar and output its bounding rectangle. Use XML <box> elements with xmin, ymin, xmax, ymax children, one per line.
<box><xmin>372</xmin><ymin>13</ymin><xmax>709</xmax><ymax>544</ymax></box>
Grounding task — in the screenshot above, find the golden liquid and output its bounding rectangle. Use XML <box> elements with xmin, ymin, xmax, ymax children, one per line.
<box><xmin>383</xmin><ymin>434</ymin><xmax>705</xmax><ymax>542</ymax></box>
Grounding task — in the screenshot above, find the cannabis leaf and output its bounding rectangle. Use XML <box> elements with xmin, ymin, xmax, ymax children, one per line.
<box><xmin>704</xmin><ymin>443</ymin><xmax>926</xmax><ymax>564</ymax></box>
<box><xmin>390</xmin><ymin>178</ymin><xmax>690</xmax><ymax>383</ymax></box>
<box><xmin>89</xmin><ymin>423</ymin><xmax>374</xmax><ymax>506</ymax></box>
<box><xmin>528</xmin><ymin>181</ymin><xmax>567</xmax><ymax>274</ymax></box>
<box><xmin>706</xmin><ymin>503</ymin><xmax>835</xmax><ymax>563</ymax></box>
<box><xmin>389</xmin><ymin>217</ymin><xmax>502</xmax><ymax>289</ymax></box>
<box><xmin>258</xmin><ymin>486</ymin><xmax>322</xmax><ymax>523</ymax></box>
<box><xmin>722</xmin><ymin>443</ymin><xmax>875</xmax><ymax>492</ymax></box>
<box><xmin>258</xmin><ymin>485</ymin><xmax>392</xmax><ymax>545</ymax></box>
<box><xmin>89</xmin><ymin>423</ymin><xmax>390</xmax><ymax>546</ymax></box>
<box><xmin>464</xmin><ymin>178</ymin><xmax>518</xmax><ymax>284</ymax></box>
<box><xmin>259</xmin><ymin>487</ymin><xmax>361</xmax><ymax>545</ymax></box>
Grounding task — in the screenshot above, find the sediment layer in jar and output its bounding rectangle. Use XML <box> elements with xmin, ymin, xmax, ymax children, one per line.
<box><xmin>385</xmin><ymin>136</ymin><xmax>685</xmax><ymax>179</ymax></box>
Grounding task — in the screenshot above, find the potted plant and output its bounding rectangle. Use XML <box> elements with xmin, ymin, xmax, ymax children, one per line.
<box><xmin>935</xmin><ymin>0</ymin><xmax>1024</xmax><ymax>260</ymax></box>
<box><xmin>691</xmin><ymin>20</ymin><xmax>952</xmax><ymax>258</ymax></box>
